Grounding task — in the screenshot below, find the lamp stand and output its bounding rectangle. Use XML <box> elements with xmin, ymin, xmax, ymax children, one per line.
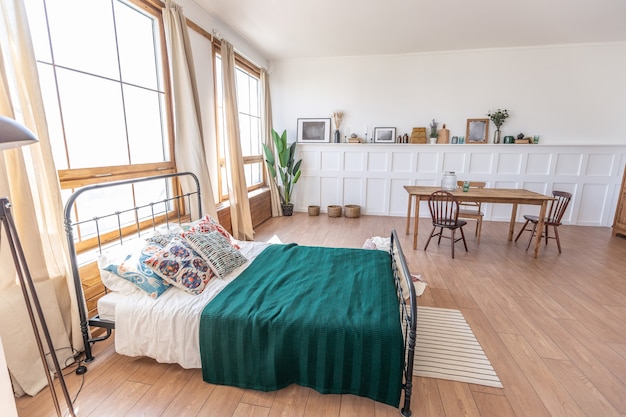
<box><xmin>0</xmin><ymin>197</ymin><xmax>75</xmax><ymax>417</ymax></box>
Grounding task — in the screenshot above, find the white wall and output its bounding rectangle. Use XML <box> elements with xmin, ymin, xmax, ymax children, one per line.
<box><xmin>269</xmin><ymin>42</ymin><xmax>626</xmax><ymax>146</ymax></box>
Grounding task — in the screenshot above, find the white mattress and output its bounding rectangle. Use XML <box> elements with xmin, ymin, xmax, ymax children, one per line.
<box><xmin>104</xmin><ymin>240</ymin><xmax>270</xmax><ymax>368</ymax></box>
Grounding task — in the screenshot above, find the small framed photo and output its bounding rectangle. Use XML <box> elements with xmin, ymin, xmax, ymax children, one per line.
<box><xmin>374</xmin><ymin>127</ymin><xmax>396</xmax><ymax>143</ymax></box>
<box><xmin>466</xmin><ymin>118</ymin><xmax>489</xmax><ymax>144</ymax></box>
<box><xmin>297</xmin><ymin>118</ymin><xmax>331</xmax><ymax>143</ymax></box>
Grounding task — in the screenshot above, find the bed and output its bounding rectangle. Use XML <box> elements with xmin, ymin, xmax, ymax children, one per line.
<box><xmin>64</xmin><ymin>172</ymin><xmax>417</xmax><ymax>416</ymax></box>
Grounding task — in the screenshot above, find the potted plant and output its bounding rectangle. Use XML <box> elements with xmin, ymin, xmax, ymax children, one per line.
<box><xmin>429</xmin><ymin>119</ymin><xmax>438</xmax><ymax>144</ymax></box>
<box><xmin>487</xmin><ymin>109</ymin><xmax>509</xmax><ymax>144</ymax></box>
<box><xmin>262</xmin><ymin>129</ymin><xmax>302</xmax><ymax>216</ymax></box>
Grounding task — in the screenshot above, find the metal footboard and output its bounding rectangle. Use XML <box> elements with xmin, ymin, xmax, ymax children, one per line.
<box><xmin>390</xmin><ymin>229</ymin><xmax>417</xmax><ymax>417</ymax></box>
<box><xmin>63</xmin><ymin>172</ymin><xmax>202</xmax><ymax>362</ymax></box>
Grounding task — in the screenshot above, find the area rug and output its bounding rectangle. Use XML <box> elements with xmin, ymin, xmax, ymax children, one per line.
<box><xmin>413</xmin><ymin>306</ymin><xmax>503</xmax><ymax>388</ymax></box>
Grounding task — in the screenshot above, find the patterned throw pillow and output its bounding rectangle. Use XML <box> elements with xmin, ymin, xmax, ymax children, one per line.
<box><xmin>183</xmin><ymin>215</ymin><xmax>240</xmax><ymax>249</ymax></box>
<box><xmin>101</xmin><ymin>242</ymin><xmax>171</xmax><ymax>298</ymax></box>
<box><xmin>184</xmin><ymin>231</ymin><xmax>248</xmax><ymax>279</ymax></box>
<box><xmin>143</xmin><ymin>238</ymin><xmax>214</xmax><ymax>295</ymax></box>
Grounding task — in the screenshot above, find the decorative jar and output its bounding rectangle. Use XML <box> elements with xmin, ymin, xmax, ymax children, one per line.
<box><xmin>441</xmin><ymin>172</ymin><xmax>457</xmax><ymax>191</ymax></box>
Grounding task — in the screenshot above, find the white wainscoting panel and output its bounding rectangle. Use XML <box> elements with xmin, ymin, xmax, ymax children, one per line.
<box><xmin>293</xmin><ymin>144</ymin><xmax>626</xmax><ymax>227</ymax></box>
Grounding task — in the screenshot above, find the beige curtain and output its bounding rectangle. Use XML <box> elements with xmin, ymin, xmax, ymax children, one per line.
<box><xmin>163</xmin><ymin>0</ymin><xmax>218</xmax><ymax>220</ymax></box>
<box><xmin>0</xmin><ymin>0</ymin><xmax>80</xmax><ymax>396</ymax></box>
<box><xmin>220</xmin><ymin>41</ymin><xmax>254</xmax><ymax>240</ymax></box>
<box><xmin>261</xmin><ymin>69</ymin><xmax>282</xmax><ymax>217</ymax></box>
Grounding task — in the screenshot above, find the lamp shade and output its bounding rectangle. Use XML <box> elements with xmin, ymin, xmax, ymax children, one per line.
<box><xmin>0</xmin><ymin>116</ymin><xmax>38</xmax><ymax>150</ymax></box>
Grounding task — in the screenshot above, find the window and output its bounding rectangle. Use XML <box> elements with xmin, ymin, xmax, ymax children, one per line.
<box><xmin>214</xmin><ymin>53</ymin><xmax>264</xmax><ymax>202</ymax></box>
<box><xmin>25</xmin><ymin>0</ymin><xmax>176</xmax><ymax>248</ymax></box>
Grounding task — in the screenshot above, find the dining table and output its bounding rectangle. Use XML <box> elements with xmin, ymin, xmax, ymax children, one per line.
<box><xmin>404</xmin><ymin>186</ymin><xmax>555</xmax><ymax>257</ymax></box>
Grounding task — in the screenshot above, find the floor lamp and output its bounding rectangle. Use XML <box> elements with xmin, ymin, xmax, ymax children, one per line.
<box><xmin>0</xmin><ymin>116</ymin><xmax>76</xmax><ymax>416</ymax></box>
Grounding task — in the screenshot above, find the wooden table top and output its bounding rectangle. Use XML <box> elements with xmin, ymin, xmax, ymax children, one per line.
<box><xmin>403</xmin><ymin>186</ymin><xmax>553</xmax><ymax>204</ymax></box>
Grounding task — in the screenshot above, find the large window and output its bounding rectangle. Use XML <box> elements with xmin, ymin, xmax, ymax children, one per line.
<box><xmin>25</xmin><ymin>0</ymin><xmax>175</xmax><ymax>247</ymax></box>
<box><xmin>214</xmin><ymin>54</ymin><xmax>264</xmax><ymax>202</ymax></box>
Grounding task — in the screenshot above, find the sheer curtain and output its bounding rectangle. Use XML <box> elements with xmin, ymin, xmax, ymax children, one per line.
<box><xmin>163</xmin><ymin>0</ymin><xmax>218</xmax><ymax>220</ymax></box>
<box><xmin>220</xmin><ymin>41</ymin><xmax>254</xmax><ymax>240</ymax></box>
<box><xmin>261</xmin><ymin>69</ymin><xmax>282</xmax><ymax>217</ymax></box>
<box><xmin>0</xmin><ymin>0</ymin><xmax>80</xmax><ymax>396</ymax></box>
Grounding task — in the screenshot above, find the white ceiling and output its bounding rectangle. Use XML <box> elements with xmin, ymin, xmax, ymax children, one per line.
<box><xmin>194</xmin><ymin>0</ymin><xmax>626</xmax><ymax>61</ymax></box>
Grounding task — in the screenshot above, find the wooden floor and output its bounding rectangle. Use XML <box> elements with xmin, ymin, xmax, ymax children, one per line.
<box><xmin>16</xmin><ymin>213</ymin><xmax>626</xmax><ymax>417</ymax></box>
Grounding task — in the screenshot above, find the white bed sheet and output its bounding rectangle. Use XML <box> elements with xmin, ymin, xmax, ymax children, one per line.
<box><xmin>111</xmin><ymin>240</ymin><xmax>270</xmax><ymax>368</ymax></box>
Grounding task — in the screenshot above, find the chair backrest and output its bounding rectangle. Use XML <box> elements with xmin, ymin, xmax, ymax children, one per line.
<box><xmin>428</xmin><ymin>191</ymin><xmax>460</xmax><ymax>225</ymax></box>
<box><xmin>456</xmin><ymin>181</ymin><xmax>486</xmax><ymax>210</ymax></box>
<box><xmin>547</xmin><ymin>191</ymin><xmax>572</xmax><ymax>224</ymax></box>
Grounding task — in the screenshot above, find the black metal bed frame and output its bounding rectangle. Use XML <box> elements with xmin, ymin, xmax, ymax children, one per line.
<box><xmin>63</xmin><ymin>172</ymin><xmax>417</xmax><ymax>416</ymax></box>
<box><xmin>63</xmin><ymin>172</ymin><xmax>202</xmax><ymax>363</ymax></box>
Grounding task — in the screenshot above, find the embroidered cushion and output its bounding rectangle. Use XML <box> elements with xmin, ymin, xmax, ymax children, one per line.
<box><xmin>184</xmin><ymin>231</ymin><xmax>247</xmax><ymax>279</ymax></box>
<box><xmin>143</xmin><ymin>238</ymin><xmax>213</xmax><ymax>295</ymax></box>
<box><xmin>183</xmin><ymin>215</ymin><xmax>240</xmax><ymax>249</ymax></box>
<box><xmin>100</xmin><ymin>241</ymin><xmax>171</xmax><ymax>298</ymax></box>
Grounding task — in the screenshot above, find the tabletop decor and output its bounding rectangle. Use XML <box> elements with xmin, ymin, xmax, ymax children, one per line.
<box><xmin>487</xmin><ymin>109</ymin><xmax>509</xmax><ymax>144</ymax></box>
<box><xmin>332</xmin><ymin>111</ymin><xmax>344</xmax><ymax>143</ymax></box>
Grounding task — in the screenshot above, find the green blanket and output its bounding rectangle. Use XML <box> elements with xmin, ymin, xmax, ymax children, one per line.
<box><xmin>199</xmin><ymin>243</ymin><xmax>403</xmax><ymax>407</ymax></box>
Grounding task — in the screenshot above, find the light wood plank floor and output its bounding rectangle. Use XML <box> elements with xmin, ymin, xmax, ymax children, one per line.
<box><xmin>16</xmin><ymin>213</ymin><xmax>626</xmax><ymax>417</ymax></box>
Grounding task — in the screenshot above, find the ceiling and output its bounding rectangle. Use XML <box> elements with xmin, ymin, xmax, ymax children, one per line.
<box><xmin>194</xmin><ymin>0</ymin><xmax>626</xmax><ymax>61</ymax></box>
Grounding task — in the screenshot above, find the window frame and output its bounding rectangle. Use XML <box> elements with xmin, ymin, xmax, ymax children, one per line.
<box><xmin>212</xmin><ymin>41</ymin><xmax>266</xmax><ymax>202</ymax></box>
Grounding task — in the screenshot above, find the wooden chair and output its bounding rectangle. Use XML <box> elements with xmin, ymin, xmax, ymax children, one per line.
<box><xmin>424</xmin><ymin>190</ymin><xmax>468</xmax><ymax>258</ymax></box>
<box><xmin>456</xmin><ymin>180</ymin><xmax>486</xmax><ymax>243</ymax></box>
<box><xmin>514</xmin><ymin>190</ymin><xmax>572</xmax><ymax>253</ymax></box>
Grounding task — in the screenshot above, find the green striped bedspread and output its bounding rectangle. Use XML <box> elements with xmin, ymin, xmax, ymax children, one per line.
<box><xmin>199</xmin><ymin>243</ymin><xmax>403</xmax><ymax>407</ymax></box>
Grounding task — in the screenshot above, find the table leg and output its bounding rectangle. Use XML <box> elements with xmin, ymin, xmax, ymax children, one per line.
<box><xmin>405</xmin><ymin>194</ymin><xmax>413</xmax><ymax>235</ymax></box>
<box><xmin>533</xmin><ymin>201</ymin><xmax>548</xmax><ymax>258</ymax></box>
<box><xmin>413</xmin><ymin>197</ymin><xmax>420</xmax><ymax>250</ymax></box>
<box><xmin>508</xmin><ymin>203</ymin><xmax>518</xmax><ymax>240</ymax></box>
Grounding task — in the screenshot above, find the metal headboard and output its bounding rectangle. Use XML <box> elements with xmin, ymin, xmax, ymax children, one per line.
<box><xmin>63</xmin><ymin>172</ymin><xmax>202</xmax><ymax>362</ymax></box>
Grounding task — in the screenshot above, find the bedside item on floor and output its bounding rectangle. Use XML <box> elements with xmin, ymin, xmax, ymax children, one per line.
<box><xmin>441</xmin><ymin>171</ymin><xmax>457</xmax><ymax>191</ymax></box>
<box><xmin>327</xmin><ymin>205</ymin><xmax>342</xmax><ymax>217</ymax></box>
<box><xmin>308</xmin><ymin>205</ymin><xmax>320</xmax><ymax>216</ymax></box>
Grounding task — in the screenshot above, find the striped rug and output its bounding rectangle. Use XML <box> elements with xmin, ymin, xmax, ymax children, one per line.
<box><xmin>413</xmin><ymin>306</ymin><xmax>503</xmax><ymax>388</ymax></box>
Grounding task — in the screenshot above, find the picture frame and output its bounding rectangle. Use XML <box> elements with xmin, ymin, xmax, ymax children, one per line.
<box><xmin>374</xmin><ymin>127</ymin><xmax>396</xmax><ymax>143</ymax></box>
<box><xmin>466</xmin><ymin>118</ymin><xmax>489</xmax><ymax>144</ymax></box>
<box><xmin>297</xmin><ymin>118</ymin><xmax>331</xmax><ymax>143</ymax></box>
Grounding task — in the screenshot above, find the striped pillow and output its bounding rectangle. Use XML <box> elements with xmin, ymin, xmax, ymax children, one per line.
<box><xmin>184</xmin><ymin>231</ymin><xmax>247</xmax><ymax>278</ymax></box>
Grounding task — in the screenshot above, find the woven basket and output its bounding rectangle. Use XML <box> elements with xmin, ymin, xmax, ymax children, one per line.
<box><xmin>308</xmin><ymin>205</ymin><xmax>320</xmax><ymax>216</ymax></box>
<box><xmin>327</xmin><ymin>205</ymin><xmax>342</xmax><ymax>217</ymax></box>
<box><xmin>344</xmin><ymin>204</ymin><xmax>361</xmax><ymax>218</ymax></box>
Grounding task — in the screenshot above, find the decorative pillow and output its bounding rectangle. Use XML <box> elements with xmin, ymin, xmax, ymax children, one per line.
<box><xmin>100</xmin><ymin>242</ymin><xmax>171</xmax><ymax>298</ymax></box>
<box><xmin>146</xmin><ymin>231</ymin><xmax>182</xmax><ymax>247</ymax></box>
<box><xmin>184</xmin><ymin>231</ymin><xmax>248</xmax><ymax>278</ymax></box>
<box><xmin>183</xmin><ymin>215</ymin><xmax>240</xmax><ymax>249</ymax></box>
<box><xmin>143</xmin><ymin>238</ymin><xmax>214</xmax><ymax>295</ymax></box>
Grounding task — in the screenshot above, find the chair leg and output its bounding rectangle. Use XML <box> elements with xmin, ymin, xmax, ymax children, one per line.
<box><xmin>460</xmin><ymin>227</ymin><xmax>468</xmax><ymax>252</ymax></box>
<box><xmin>525</xmin><ymin>222</ymin><xmax>538</xmax><ymax>251</ymax></box>
<box><xmin>451</xmin><ymin>229</ymin><xmax>455</xmax><ymax>258</ymax></box>
<box><xmin>424</xmin><ymin>226</ymin><xmax>437</xmax><ymax>251</ymax></box>
<box><xmin>514</xmin><ymin>219</ymin><xmax>530</xmax><ymax>242</ymax></box>
<box><xmin>553</xmin><ymin>225</ymin><xmax>562</xmax><ymax>253</ymax></box>
<box><xmin>476</xmin><ymin>218</ymin><xmax>482</xmax><ymax>244</ymax></box>
<box><xmin>437</xmin><ymin>227</ymin><xmax>443</xmax><ymax>245</ymax></box>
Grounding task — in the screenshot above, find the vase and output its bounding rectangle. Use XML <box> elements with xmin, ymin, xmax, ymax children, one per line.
<box><xmin>333</xmin><ymin>129</ymin><xmax>341</xmax><ymax>143</ymax></box>
<box><xmin>494</xmin><ymin>129</ymin><xmax>501</xmax><ymax>144</ymax></box>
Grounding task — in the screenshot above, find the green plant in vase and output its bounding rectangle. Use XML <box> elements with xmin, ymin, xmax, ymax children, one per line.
<box><xmin>487</xmin><ymin>109</ymin><xmax>509</xmax><ymax>144</ymax></box>
<box><xmin>262</xmin><ymin>129</ymin><xmax>302</xmax><ymax>216</ymax></box>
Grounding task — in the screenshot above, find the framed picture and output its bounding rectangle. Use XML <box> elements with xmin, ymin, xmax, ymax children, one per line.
<box><xmin>374</xmin><ymin>127</ymin><xmax>396</xmax><ymax>143</ymax></box>
<box><xmin>297</xmin><ymin>118</ymin><xmax>331</xmax><ymax>143</ymax></box>
<box><xmin>466</xmin><ymin>118</ymin><xmax>489</xmax><ymax>144</ymax></box>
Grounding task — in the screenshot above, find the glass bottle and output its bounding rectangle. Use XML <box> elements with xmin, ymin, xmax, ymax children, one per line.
<box><xmin>441</xmin><ymin>172</ymin><xmax>457</xmax><ymax>191</ymax></box>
